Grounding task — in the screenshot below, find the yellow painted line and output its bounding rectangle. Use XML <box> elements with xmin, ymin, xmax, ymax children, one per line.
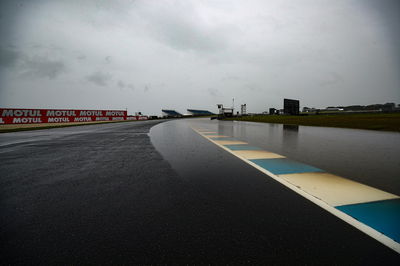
<box><xmin>213</xmin><ymin>140</ymin><xmax>248</xmax><ymax>145</ymax></box>
<box><xmin>192</xmin><ymin>127</ymin><xmax>400</xmax><ymax>253</ymax></box>
<box><xmin>199</xmin><ymin>131</ymin><xmax>217</xmax><ymax>134</ymax></box>
<box><xmin>278</xmin><ymin>172</ymin><xmax>399</xmax><ymax>206</ymax></box>
<box><xmin>232</xmin><ymin>150</ymin><xmax>285</xmax><ymax>160</ymax></box>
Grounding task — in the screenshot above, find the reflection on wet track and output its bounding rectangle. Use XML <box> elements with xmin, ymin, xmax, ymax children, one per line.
<box><xmin>193</xmin><ymin>125</ymin><xmax>400</xmax><ymax>252</ymax></box>
<box><xmin>150</xmin><ymin>118</ymin><xmax>400</xmax><ymax>254</ymax></box>
<box><xmin>3</xmin><ymin>119</ymin><xmax>400</xmax><ymax>263</ymax></box>
<box><xmin>189</xmin><ymin>118</ymin><xmax>400</xmax><ymax>195</ymax></box>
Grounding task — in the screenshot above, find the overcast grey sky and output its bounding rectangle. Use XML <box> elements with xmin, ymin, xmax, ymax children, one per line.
<box><xmin>0</xmin><ymin>0</ymin><xmax>399</xmax><ymax>115</ymax></box>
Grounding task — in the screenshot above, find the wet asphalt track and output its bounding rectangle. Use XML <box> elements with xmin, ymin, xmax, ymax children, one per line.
<box><xmin>1</xmin><ymin>119</ymin><xmax>399</xmax><ymax>264</ymax></box>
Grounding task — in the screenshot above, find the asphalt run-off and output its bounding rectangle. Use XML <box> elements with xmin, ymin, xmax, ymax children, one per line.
<box><xmin>1</xmin><ymin>119</ymin><xmax>399</xmax><ymax>264</ymax></box>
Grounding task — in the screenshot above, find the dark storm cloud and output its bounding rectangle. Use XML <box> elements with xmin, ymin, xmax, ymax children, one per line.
<box><xmin>364</xmin><ymin>0</ymin><xmax>400</xmax><ymax>38</ymax></box>
<box><xmin>77</xmin><ymin>55</ymin><xmax>86</xmax><ymax>60</ymax></box>
<box><xmin>86</xmin><ymin>71</ymin><xmax>112</xmax><ymax>87</ymax></box>
<box><xmin>117</xmin><ymin>80</ymin><xmax>125</xmax><ymax>89</ymax></box>
<box><xmin>151</xmin><ymin>18</ymin><xmax>227</xmax><ymax>52</ymax></box>
<box><xmin>0</xmin><ymin>45</ymin><xmax>67</xmax><ymax>81</ymax></box>
<box><xmin>367</xmin><ymin>0</ymin><xmax>400</xmax><ymax>64</ymax></box>
<box><xmin>138</xmin><ymin>2</ymin><xmax>230</xmax><ymax>53</ymax></box>
<box><xmin>221</xmin><ymin>75</ymin><xmax>242</xmax><ymax>81</ymax></box>
<box><xmin>0</xmin><ymin>0</ymin><xmax>27</xmax><ymax>46</ymax></box>
<box><xmin>1</xmin><ymin>0</ymin><xmax>399</xmax><ymax>114</ymax></box>
<box><xmin>0</xmin><ymin>46</ymin><xmax>20</xmax><ymax>69</ymax></box>
<box><xmin>117</xmin><ymin>80</ymin><xmax>135</xmax><ymax>91</ymax></box>
<box><xmin>208</xmin><ymin>88</ymin><xmax>222</xmax><ymax>97</ymax></box>
<box><xmin>318</xmin><ymin>72</ymin><xmax>343</xmax><ymax>87</ymax></box>
<box><xmin>20</xmin><ymin>55</ymin><xmax>66</xmax><ymax>79</ymax></box>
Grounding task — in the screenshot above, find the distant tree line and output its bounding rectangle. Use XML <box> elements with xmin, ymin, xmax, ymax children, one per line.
<box><xmin>331</xmin><ymin>103</ymin><xmax>396</xmax><ymax>111</ymax></box>
<box><xmin>303</xmin><ymin>103</ymin><xmax>398</xmax><ymax>112</ymax></box>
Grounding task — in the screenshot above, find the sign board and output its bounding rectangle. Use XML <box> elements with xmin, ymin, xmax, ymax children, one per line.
<box><xmin>283</xmin><ymin>99</ymin><xmax>300</xmax><ymax>115</ymax></box>
<box><xmin>127</xmin><ymin>115</ymin><xmax>148</xmax><ymax>121</ymax></box>
<box><xmin>0</xmin><ymin>108</ymin><xmax>127</xmax><ymax>124</ymax></box>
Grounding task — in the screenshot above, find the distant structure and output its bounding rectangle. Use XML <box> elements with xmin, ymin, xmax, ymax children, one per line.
<box><xmin>269</xmin><ymin>108</ymin><xmax>277</xmax><ymax>115</ymax></box>
<box><xmin>326</xmin><ymin>107</ymin><xmax>344</xmax><ymax>111</ymax></box>
<box><xmin>302</xmin><ymin>102</ymin><xmax>399</xmax><ymax>114</ymax></box>
<box><xmin>340</xmin><ymin>103</ymin><xmax>396</xmax><ymax>112</ymax></box>
<box><xmin>187</xmin><ymin>109</ymin><xmax>214</xmax><ymax>116</ymax></box>
<box><xmin>284</xmin><ymin>98</ymin><xmax>300</xmax><ymax>115</ymax></box>
<box><xmin>217</xmin><ymin>104</ymin><xmax>233</xmax><ymax>118</ymax></box>
<box><xmin>302</xmin><ymin>107</ymin><xmax>317</xmax><ymax>113</ymax></box>
<box><xmin>240</xmin><ymin>104</ymin><xmax>247</xmax><ymax>115</ymax></box>
<box><xmin>162</xmin><ymin>109</ymin><xmax>182</xmax><ymax>118</ymax></box>
<box><xmin>302</xmin><ymin>103</ymin><xmax>399</xmax><ymax>114</ymax></box>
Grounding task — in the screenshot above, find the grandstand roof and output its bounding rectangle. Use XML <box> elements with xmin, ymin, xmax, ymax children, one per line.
<box><xmin>187</xmin><ymin>109</ymin><xmax>214</xmax><ymax>115</ymax></box>
<box><xmin>162</xmin><ymin>109</ymin><xmax>182</xmax><ymax>116</ymax></box>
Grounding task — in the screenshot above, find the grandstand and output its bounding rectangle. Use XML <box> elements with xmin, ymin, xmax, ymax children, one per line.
<box><xmin>162</xmin><ymin>109</ymin><xmax>182</xmax><ymax>118</ymax></box>
<box><xmin>187</xmin><ymin>109</ymin><xmax>215</xmax><ymax>116</ymax></box>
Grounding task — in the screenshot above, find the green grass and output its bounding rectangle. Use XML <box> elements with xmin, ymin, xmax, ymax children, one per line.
<box><xmin>225</xmin><ymin>113</ymin><xmax>400</xmax><ymax>132</ymax></box>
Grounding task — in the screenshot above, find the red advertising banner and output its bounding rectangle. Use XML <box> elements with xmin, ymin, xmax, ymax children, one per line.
<box><xmin>0</xmin><ymin>108</ymin><xmax>127</xmax><ymax>124</ymax></box>
<box><xmin>127</xmin><ymin>115</ymin><xmax>148</xmax><ymax>121</ymax></box>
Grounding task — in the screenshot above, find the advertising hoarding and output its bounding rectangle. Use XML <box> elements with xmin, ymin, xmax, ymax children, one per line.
<box><xmin>0</xmin><ymin>108</ymin><xmax>127</xmax><ymax>124</ymax></box>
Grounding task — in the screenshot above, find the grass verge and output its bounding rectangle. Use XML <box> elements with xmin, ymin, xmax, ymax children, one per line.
<box><xmin>225</xmin><ymin>113</ymin><xmax>400</xmax><ymax>132</ymax></box>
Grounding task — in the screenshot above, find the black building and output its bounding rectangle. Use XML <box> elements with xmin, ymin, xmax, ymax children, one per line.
<box><xmin>284</xmin><ymin>98</ymin><xmax>300</xmax><ymax>115</ymax></box>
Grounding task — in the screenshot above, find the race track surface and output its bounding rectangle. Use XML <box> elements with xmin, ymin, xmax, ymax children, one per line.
<box><xmin>1</xmin><ymin>119</ymin><xmax>399</xmax><ymax>264</ymax></box>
